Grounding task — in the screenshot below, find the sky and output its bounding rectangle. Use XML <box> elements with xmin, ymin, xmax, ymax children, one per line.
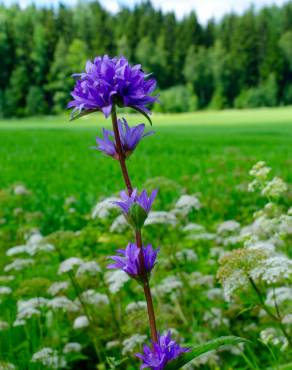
<box><xmin>2</xmin><ymin>0</ymin><xmax>290</xmax><ymax>23</ymax></box>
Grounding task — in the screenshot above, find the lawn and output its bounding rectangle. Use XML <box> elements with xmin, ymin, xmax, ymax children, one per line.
<box><xmin>1</xmin><ymin>107</ymin><xmax>291</xmax><ymax>231</ymax></box>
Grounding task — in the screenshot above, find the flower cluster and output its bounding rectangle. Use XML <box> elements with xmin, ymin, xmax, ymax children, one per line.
<box><xmin>69</xmin><ymin>56</ymin><xmax>188</xmax><ymax>369</ymax></box>
<box><xmin>136</xmin><ymin>331</ymin><xmax>189</xmax><ymax>370</ymax></box>
<box><xmin>68</xmin><ymin>55</ymin><xmax>158</xmax><ymax>119</ymax></box>
<box><xmin>95</xmin><ymin>118</ymin><xmax>154</xmax><ymax>160</ymax></box>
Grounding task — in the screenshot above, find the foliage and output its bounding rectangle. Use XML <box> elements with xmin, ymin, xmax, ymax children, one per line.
<box><xmin>1</xmin><ymin>2</ymin><xmax>292</xmax><ymax>116</ymax></box>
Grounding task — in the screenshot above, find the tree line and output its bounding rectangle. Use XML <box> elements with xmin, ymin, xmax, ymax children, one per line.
<box><xmin>1</xmin><ymin>0</ymin><xmax>292</xmax><ymax>117</ymax></box>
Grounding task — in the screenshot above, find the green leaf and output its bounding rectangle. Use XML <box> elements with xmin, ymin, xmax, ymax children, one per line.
<box><xmin>69</xmin><ymin>108</ymin><xmax>100</xmax><ymax>122</ymax></box>
<box><xmin>164</xmin><ymin>336</ymin><xmax>250</xmax><ymax>370</ymax></box>
<box><xmin>129</xmin><ymin>105</ymin><xmax>152</xmax><ymax>126</ymax></box>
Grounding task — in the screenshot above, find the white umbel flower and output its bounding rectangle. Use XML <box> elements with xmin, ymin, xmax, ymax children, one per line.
<box><xmin>47</xmin><ymin>282</ymin><xmax>69</xmax><ymax>296</ymax></box>
<box><xmin>262</xmin><ymin>177</ymin><xmax>287</xmax><ymax>198</ymax></box>
<box><xmin>31</xmin><ymin>348</ymin><xmax>66</xmax><ymax>369</ymax></box>
<box><xmin>110</xmin><ymin>214</ymin><xmax>129</xmax><ymax>233</ymax></box>
<box><xmin>125</xmin><ymin>301</ymin><xmax>147</xmax><ymax>313</ymax></box>
<box><xmin>0</xmin><ymin>286</ymin><xmax>12</xmax><ymax>295</ymax></box>
<box><xmin>76</xmin><ymin>261</ymin><xmax>101</xmax><ymax>277</ymax></box>
<box><xmin>4</xmin><ymin>258</ymin><xmax>34</xmax><ymax>272</ymax></box>
<box><xmin>251</xmin><ymin>255</ymin><xmax>292</xmax><ymax>284</ymax></box>
<box><xmin>73</xmin><ymin>315</ymin><xmax>89</xmax><ymax>329</ymax></box>
<box><xmin>173</xmin><ymin>195</ymin><xmax>201</xmax><ymax>216</ymax></box>
<box><xmin>91</xmin><ymin>197</ymin><xmax>119</xmax><ymax>219</ymax></box>
<box><xmin>105</xmin><ymin>270</ymin><xmax>130</xmax><ymax>294</ymax></box>
<box><xmin>63</xmin><ymin>342</ymin><xmax>82</xmax><ymax>354</ymax></box>
<box><xmin>122</xmin><ymin>334</ymin><xmax>147</xmax><ymax>355</ymax></box>
<box><xmin>81</xmin><ymin>290</ymin><xmax>109</xmax><ymax>306</ymax></box>
<box><xmin>58</xmin><ymin>258</ymin><xmax>83</xmax><ymax>274</ymax></box>
<box><xmin>217</xmin><ymin>220</ymin><xmax>240</xmax><ymax>235</ymax></box>
<box><xmin>144</xmin><ymin>211</ymin><xmax>177</xmax><ymax>226</ymax></box>
<box><xmin>47</xmin><ymin>297</ymin><xmax>80</xmax><ymax>312</ymax></box>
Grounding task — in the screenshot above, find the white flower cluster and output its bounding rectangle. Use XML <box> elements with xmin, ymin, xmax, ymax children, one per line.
<box><xmin>203</xmin><ymin>308</ymin><xmax>229</xmax><ymax>329</ymax></box>
<box><xmin>91</xmin><ymin>197</ymin><xmax>119</xmax><ymax>219</ymax></box>
<box><xmin>6</xmin><ymin>231</ymin><xmax>55</xmax><ymax>257</ymax></box>
<box><xmin>265</xmin><ymin>287</ymin><xmax>292</xmax><ymax>307</ymax></box>
<box><xmin>173</xmin><ymin>195</ymin><xmax>201</xmax><ymax>217</ymax></box>
<box><xmin>154</xmin><ymin>275</ymin><xmax>183</xmax><ymax>296</ymax></box>
<box><xmin>175</xmin><ymin>249</ymin><xmax>198</xmax><ymax>263</ymax></box>
<box><xmin>73</xmin><ymin>315</ymin><xmax>89</xmax><ymax>329</ymax></box>
<box><xmin>260</xmin><ymin>328</ymin><xmax>288</xmax><ymax>351</ymax></box>
<box><xmin>4</xmin><ymin>258</ymin><xmax>34</xmax><ymax>272</ymax></box>
<box><xmin>13</xmin><ymin>184</ymin><xmax>30</xmax><ymax>196</ymax></box>
<box><xmin>217</xmin><ymin>220</ymin><xmax>240</xmax><ymax>235</ymax></box>
<box><xmin>145</xmin><ymin>211</ymin><xmax>177</xmax><ymax>226</ymax></box>
<box><xmin>0</xmin><ymin>286</ymin><xmax>12</xmax><ymax>295</ymax></box>
<box><xmin>47</xmin><ymin>296</ymin><xmax>80</xmax><ymax>312</ymax></box>
<box><xmin>125</xmin><ymin>301</ymin><xmax>147</xmax><ymax>313</ymax></box>
<box><xmin>47</xmin><ymin>281</ymin><xmax>69</xmax><ymax>296</ymax></box>
<box><xmin>249</xmin><ymin>161</ymin><xmax>271</xmax><ymax>181</ymax></box>
<box><xmin>250</xmin><ymin>255</ymin><xmax>292</xmax><ymax>284</ymax></box>
<box><xmin>122</xmin><ymin>334</ymin><xmax>147</xmax><ymax>355</ymax></box>
<box><xmin>81</xmin><ymin>290</ymin><xmax>109</xmax><ymax>306</ymax></box>
<box><xmin>110</xmin><ymin>214</ymin><xmax>129</xmax><ymax>233</ymax></box>
<box><xmin>261</xmin><ymin>177</ymin><xmax>288</xmax><ymax>198</ymax></box>
<box><xmin>58</xmin><ymin>258</ymin><xmax>101</xmax><ymax>278</ymax></box>
<box><xmin>16</xmin><ymin>297</ymin><xmax>48</xmax><ymax>322</ymax></box>
<box><xmin>105</xmin><ymin>270</ymin><xmax>130</xmax><ymax>294</ymax></box>
<box><xmin>31</xmin><ymin>347</ymin><xmax>66</xmax><ymax>369</ymax></box>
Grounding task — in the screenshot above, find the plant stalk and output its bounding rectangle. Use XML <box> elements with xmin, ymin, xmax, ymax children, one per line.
<box><xmin>111</xmin><ymin>106</ymin><xmax>158</xmax><ymax>343</ymax></box>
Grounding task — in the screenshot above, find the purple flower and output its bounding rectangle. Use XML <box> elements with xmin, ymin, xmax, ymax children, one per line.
<box><xmin>136</xmin><ymin>331</ymin><xmax>189</xmax><ymax>370</ymax></box>
<box><xmin>114</xmin><ymin>189</ymin><xmax>157</xmax><ymax>228</ymax></box>
<box><xmin>94</xmin><ymin>118</ymin><xmax>154</xmax><ymax>160</ymax></box>
<box><xmin>115</xmin><ymin>189</ymin><xmax>157</xmax><ymax>215</ymax></box>
<box><xmin>68</xmin><ymin>55</ymin><xmax>158</xmax><ymax>119</ymax></box>
<box><xmin>108</xmin><ymin>242</ymin><xmax>159</xmax><ymax>278</ymax></box>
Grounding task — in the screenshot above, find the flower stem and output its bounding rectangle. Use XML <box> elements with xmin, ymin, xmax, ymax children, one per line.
<box><xmin>111</xmin><ymin>105</ymin><xmax>158</xmax><ymax>343</ymax></box>
<box><xmin>249</xmin><ymin>277</ymin><xmax>292</xmax><ymax>347</ymax></box>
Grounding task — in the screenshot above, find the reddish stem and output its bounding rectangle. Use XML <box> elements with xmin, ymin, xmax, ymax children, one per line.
<box><xmin>110</xmin><ymin>106</ymin><xmax>158</xmax><ymax>343</ymax></box>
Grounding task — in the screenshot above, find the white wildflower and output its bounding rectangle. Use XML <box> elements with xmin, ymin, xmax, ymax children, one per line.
<box><xmin>173</xmin><ymin>195</ymin><xmax>201</xmax><ymax>216</ymax></box>
<box><xmin>282</xmin><ymin>314</ymin><xmax>292</xmax><ymax>325</ymax></box>
<box><xmin>81</xmin><ymin>290</ymin><xmax>109</xmax><ymax>306</ymax></box>
<box><xmin>125</xmin><ymin>301</ymin><xmax>147</xmax><ymax>313</ymax></box>
<box><xmin>182</xmin><ymin>223</ymin><xmax>205</xmax><ymax>233</ymax></box>
<box><xmin>203</xmin><ymin>308</ymin><xmax>229</xmax><ymax>329</ymax></box>
<box><xmin>18</xmin><ymin>297</ymin><xmax>48</xmax><ymax>312</ymax></box>
<box><xmin>222</xmin><ymin>235</ymin><xmax>241</xmax><ymax>246</ymax></box>
<box><xmin>217</xmin><ymin>220</ymin><xmax>240</xmax><ymax>235</ymax></box>
<box><xmin>154</xmin><ymin>276</ymin><xmax>182</xmax><ymax>296</ymax></box>
<box><xmin>206</xmin><ymin>288</ymin><xmax>223</xmax><ymax>300</ymax></box>
<box><xmin>144</xmin><ymin>211</ymin><xmax>177</xmax><ymax>226</ymax></box>
<box><xmin>175</xmin><ymin>249</ymin><xmax>198</xmax><ymax>262</ymax></box>
<box><xmin>47</xmin><ymin>282</ymin><xmax>69</xmax><ymax>296</ymax></box>
<box><xmin>0</xmin><ymin>321</ymin><xmax>9</xmax><ymax>330</ymax></box>
<box><xmin>0</xmin><ymin>286</ymin><xmax>12</xmax><ymax>295</ymax></box>
<box><xmin>105</xmin><ymin>270</ymin><xmax>130</xmax><ymax>294</ymax></box>
<box><xmin>91</xmin><ymin>197</ymin><xmax>119</xmax><ymax>219</ymax></box>
<box><xmin>251</xmin><ymin>255</ymin><xmax>292</xmax><ymax>284</ymax></box>
<box><xmin>110</xmin><ymin>214</ymin><xmax>129</xmax><ymax>233</ymax></box>
<box><xmin>249</xmin><ymin>161</ymin><xmax>271</xmax><ymax>180</ymax></box>
<box><xmin>4</xmin><ymin>258</ymin><xmax>34</xmax><ymax>272</ymax></box>
<box><xmin>13</xmin><ymin>319</ymin><xmax>26</xmax><ymax>327</ymax></box>
<box><xmin>260</xmin><ymin>328</ymin><xmax>288</xmax><ymax>350</ymax></box>
<box><xmin>64</xmin><ymin>196</ymin><xmax>77</xmax><ymax>206</ymax></box>
<box><xmin>122</xmin><ymin>334</ymin><xmax>147</xmax><ymax>355</ymax></box>
<box><xmin>0</xmin><ymin>276</ymin><xmax>15</xmax><ymax>282</ymax></box>
<box><xmin>0</xmin><ymin>362</ymin><xmax>16</xmax><ymax>370</ymax></box>
<box><xmin>183</xmin><ymin>351</ymin><xmax>219</xmax><ymax>368</ymax></box>
<box><xmin>278</xmin><ymin>215</ymin><xmax>292</xmax><ymax>236</ymax></box>
<box><xmin>245</xmin><ymin>241</ymin><xmax>275</xmax><ymax>253</ymax></box>
<box><xmin>73</xmin><ymin>315</ymin><xmax>89</xmax><ymax>329</ymax></box>
<box><xmin>187</xmin><ymin>232</ymin><xmax>216</xmax><ymax>241</ymax></box>
<box><xmin>47</xmin><ymin>297</ymin><xmax>80</xmax><ymax>312</ymax></box>
<box><xmin>265</xmin><ymin>287</ymin><xmax>292</xmax><ymax>306</ymax></box>
<box><xmin>13</xmin><ymin>184</ymin><xmax>29</xmax><ymax>196</ymax></box>
<box><xmin>106</xmin><ymin>340</ymin><xmax>120</xmax><ymax>350</ymax></box>
<box><xmin>58</xmin><ymin>257</ymin><xmax>83</xmax><ymax>274</ymax></box>
<box><xmin>63</xmin><ymin>342</ymin><xmax>82</xmax><ymax>354</ymax></box>
<box><xmin>189</xmin><ymin>272</ymin><xmax>214</xmax><ymax>288</ymax></box>
<box><xmin>18</xmin><ymin>308</ymin><xmax>41</xmax><ymax>320</ymax></box>
<box><xmin>221</xmin><ymin>270</ymin><xmax>249</xmax><ymax>302</ymax></box>
<box><xmin>262</xmin><ymin>177</ymin><xmax>287</xmax><ymax>198</ymax></box>
<box><xmin>31</xmin><ymin>348</ymin><xmax>66</xmax><ymax>369</ymax></box>
<box><xmin>76</xmin><ymin>261</ymin><xmax>101</xmax><ymax>277</ymax></box>
<box><xmin>210</xmin><ymin>247</ymin><xmax>227</xmax><ymax>259</ymax></box>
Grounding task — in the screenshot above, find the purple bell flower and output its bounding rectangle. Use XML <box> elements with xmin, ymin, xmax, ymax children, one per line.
<box><xmin>94</xmin><ymin>118</ymin><xmax>154</xmax><ymax>160</ymax></box>
<box><xmin>68</xmin><ymin>55</ymin><xmax>158</xmax><ymax>119</ymax></box>
<box><xmin>108</xmin><ymin>242</ymin><xmax>159</xmax><ymax>278</ymax></box>
<box><xmin>114</xmin><ymin>189</ymin><xmax>157</xmax><ymax>228</ymax></box>
<box><xmin>136</xmin><ymin>331</ymin><xmax>189</xmax><ymax>370</ymax></box>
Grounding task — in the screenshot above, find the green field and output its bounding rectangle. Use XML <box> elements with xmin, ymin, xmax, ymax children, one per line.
<box><xmin>1</xmin><ymin>107</ymin><xmax>292</xmax><ymax>369</ymax></box>
<box><xmin>1</xmin><ymin>107</ymin><xmax>292</xmax><ymax>231</ymax></box>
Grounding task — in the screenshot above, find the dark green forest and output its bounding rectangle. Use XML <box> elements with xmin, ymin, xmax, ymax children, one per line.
<box><xmin>1</xmin><ymin>0</ymin><xmax>292</xmax><ymax>117</ymax></box>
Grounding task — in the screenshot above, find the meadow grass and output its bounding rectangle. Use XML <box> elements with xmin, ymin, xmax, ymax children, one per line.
<box><xmin>1</xmin><ymin>106</ymin><xmax>291</xmax><ymax>231</ymax></box>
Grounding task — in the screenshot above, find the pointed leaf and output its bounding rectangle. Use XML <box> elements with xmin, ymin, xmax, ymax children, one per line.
<box><xmin>69</xmin><ymin>108</ymin><xmax>100</xmax><ymax>122</ymax></box>
<box><xmin>164</xmin><ymin>336</ymin><xmax>249</xmax><ymax>370</ymax></box>
<box><xmin>129</xmin><ymin>105</ymin><xmax>152</xmax><ymax>126</ymax></box>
